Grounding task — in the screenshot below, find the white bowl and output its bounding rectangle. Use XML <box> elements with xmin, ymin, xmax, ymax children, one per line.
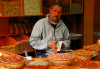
<box><xmin>69</xmin><ymin>33</ymin><xmax>82</xmax><ymax>40</ymax></box>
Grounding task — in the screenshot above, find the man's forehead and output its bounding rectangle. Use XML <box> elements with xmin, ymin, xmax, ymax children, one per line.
<box><xmin>52</xmin><ymin>5</ymin><xmax>62</xmax><ymax>10</ymax></box>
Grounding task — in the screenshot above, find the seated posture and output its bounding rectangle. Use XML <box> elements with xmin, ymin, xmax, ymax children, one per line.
<box><xmin>30</xmin><ymin>2</ymin><xmax>71</xmax><ymax>58</ymax></box>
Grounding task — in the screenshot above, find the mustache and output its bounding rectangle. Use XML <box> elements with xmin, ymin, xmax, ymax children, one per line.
<box><xmin>54</xmin><ymin>16</ymin><xmax>58</xmax><ymax>18</ymax></box>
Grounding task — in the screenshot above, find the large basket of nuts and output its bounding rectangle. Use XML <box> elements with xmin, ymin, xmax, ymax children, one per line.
<box><xmin>1</xmin><ymin>55</ymin><xmax>26</xmax><ymax>69</ymax></box>
<box><xmin>73</xmin><ymin>50</ymin><xmax>93</xmax><ymax>60</ymax></box>
<box><xmin>73</xmin><ymin>60</ymin><xmax>98</xmax><ymax>69</ymax></box>
<box><xmin>83</xmin><ymin>44</ymin><xmax>100</xmax><ymax>56</ymax></box>
<box><xmin>47</xmin><ymin>53</ymin><xmax>74</xmax><ymax>66</ymax></box>
<box><xmin>0</xmin><ymin>45</ymin><xmax>17</xmax><ymax>54</ymax></box>
<box><xmin>26</xmin><ymin>59</ymin><xmax>49</xmax><ymax>69</ymax></box>
<box><xmin>0</xmin><ymin>36</ymin><xmax>17</xmax><ymax>54</ymax></box>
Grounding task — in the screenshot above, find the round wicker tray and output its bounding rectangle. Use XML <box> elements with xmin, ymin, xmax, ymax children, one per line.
<box><xmin>47</xmin><ymin>53</ymin><xmax>75</xmax><ymax>66</ymax></box>
<box><xmin>73</xmin><ymin>50</ymin><xmax>93</xmax><ymax>60</ymax></box>
<box><xmin>1</xmin><ymin>56</ymin><xmax>26</xmax><ymax>69</ymax></box>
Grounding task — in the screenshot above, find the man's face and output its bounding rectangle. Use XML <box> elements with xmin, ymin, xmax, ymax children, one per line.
<box><xmin>49</xmin><ymin>5</ymin><xmax>62</xmax><ymax>23</ymax></box>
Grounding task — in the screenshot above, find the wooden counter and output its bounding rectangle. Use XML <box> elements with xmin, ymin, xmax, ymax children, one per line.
<box><xmin>0</xmin><ymin>49</ymin><xmax>100</xmax><ymax>69</ymax></box>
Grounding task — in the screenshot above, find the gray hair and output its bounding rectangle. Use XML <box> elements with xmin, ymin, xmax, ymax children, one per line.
<box><xmin>50</xmin><ymin>2</ymin><xmax>64</xmax><ymax>9</ymax></box>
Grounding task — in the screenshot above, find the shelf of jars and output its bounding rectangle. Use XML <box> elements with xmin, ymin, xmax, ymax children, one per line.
<box><xmin>0</xmin><ymin>0</ymin><xmax>83</xmax><ymax>17</ymax></box>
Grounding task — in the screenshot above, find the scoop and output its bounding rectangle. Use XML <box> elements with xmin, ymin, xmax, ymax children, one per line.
<box><xmin>55</xmin><ymin>41</ymin><xmax>63</xmax><ymax>51</ymax></box>
<box><xmin>25</xmin><ymin>51</ymin><xmax>32</xmax><ymax>60</ymax></box>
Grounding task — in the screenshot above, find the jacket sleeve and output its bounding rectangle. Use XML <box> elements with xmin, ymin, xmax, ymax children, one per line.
<box><xmin>62</xmin><ymin>24</ymin><xmax>71</xmax><ymax>50</ymax></box>
<box><xmin>30</xmin><ymin>20</ymin><xmax>50</xmax><ymax>50</ymax></box>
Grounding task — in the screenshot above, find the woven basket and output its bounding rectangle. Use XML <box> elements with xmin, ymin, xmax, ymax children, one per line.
<box><xmin>74</xmin><ymin>50</ymin><xmax>93</xmax><ymax>60</ymax></box>
<box><xmin>47</xmin><ymin>53</ymin><xmax>74</xmax><ymax>66</ymax></box>
<box><xmin>1</xmin><ymin>56</ymin><xmax>26</xmax><ymax>69</ymax></box>
<box><xmin>48</xmin><ymin>58</ymin><xmax>74</xmax><ymax>66</ymax></box>
<box><xmin>75</xmin><ymin>55</ymin><xmax>93</xmax><ymax>60</ymax></box>
<box><xmin>83</xmin><ymin>45</ymin><xmax>100</xmax><ymax>56</ymax></box>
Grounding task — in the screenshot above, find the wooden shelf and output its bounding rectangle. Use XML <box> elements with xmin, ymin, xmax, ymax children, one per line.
<box><xmin>0</xmin><ymin>14</ymin><xmax>47</xmax><ymax>17</ymax></box>
<box><xmin>0</xmin><ymin>0</ymin><xmax>83</xmax><ymax>17</ymax></box>
<box><xmin>0</xmin><ymin>13</ymin><xmax>84</xmax><ymax>17</ymax></box>
<box><xmin>0</xmin><ymin>35</ymin><xmax>35</xmax><ymax>54</ymax></box>
<box><xmin>0</xmin><ymin>0</ymin><xmax>84</xmax><ymax>54</ymax></box>
<box><xmin>62</xmin><ymin>13</ymin><xmax>83</xmax><ymax>15</ymax></box>
<box><xmin>0</xmin><ymin>34</ymin><xmax>31</xmax><ymax>38</ymax></box>
<box><xmin>8</xmin><ymin>34</ymin><xmax>31</xmax><ymax>36</ymax></box>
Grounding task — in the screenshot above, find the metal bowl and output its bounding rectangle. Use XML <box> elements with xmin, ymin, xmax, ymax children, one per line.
<box><xmin>57</xmin><ymin>49</ymin><xmax>73</xmax><ymax>53</ymax></box>
<box><xmin>94</xmin><ymin>30</ymin><xmax>100</xmax><ymax>37</ymax></box>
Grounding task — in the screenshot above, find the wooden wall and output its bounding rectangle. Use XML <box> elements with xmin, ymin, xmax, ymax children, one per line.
<box><xmin>76</xmin><ymin>14</ymin><xmax>84</xmax><ymax>48</ymax></box>
<box><xmin>83</xmin><ymin>0</ymin><xmax>100</xmax><ymax>45</ymax></box>
<box><xmin>93</xmin><ymin>0</ymin><xmax>100</xmax><ymax>44</ymax></box>
<box><xmin>0</xmin><ymin>17</ymin><xmax>9</xmax><ymax>36</ymax></box>
<box><xmin>84</xmin><ymin>0</ymin><xmax>94</xmax><ymax>45</ymax></box>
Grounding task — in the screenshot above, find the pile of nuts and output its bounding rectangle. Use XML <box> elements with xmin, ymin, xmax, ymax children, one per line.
<box><xmin>2</xmin><ymin>55</ymin><xmax>25</xmax><ymax>63</ymax></box>
<box><xmin>9</xmin><ymin>22</ymin><xmax>34</xmax><ymax>34</ymax></box>
<box><xmin>62</xmin><ymin>4</ymin><xmax>70</xmax><ymax>13</ymax></box>
<box><xmin>74</xmin><ymin>60</ymin><xmax>97</xmax><ymax>68</ymax></box>
<box><xmin>2</xmin><ymin>53</ymin><xmax>10</xmax><ymax>57</ymax></box>
<box><xmin>9</xmin><ymin>23</ymin><xmax>15</xmax><ymax>34</ymax></box>
<box><xmin>1</xmin><ymin>1</ymin><xmax>21</xmax><ymax>15</ymax></box>
<box><xmin>72</xmin><ymin>3</ymin><xmax>82</xmax><ymax>13</ymax></box>
<box><xmin>84</xmin><ymin>44</ymin><xmax>100</xmax><ymax>51</ymax></box>
<box><xmin>14</xmin><ymin>23</ymin><xmax>20</xmax><ymax>34</ymax></box>
<box><xmin>0</xmin><ymin>45</ymin><xmax>17</xmax><ymax>54</ymax></box>
<box><xmin>18</xmin><ymin>23</ymin><xmax>25</xmax><ymax>34</ymax></box>
<box><xmin>48</xmin><ymin>53</ymin><xmax>74</xmax><ymax>59</ymax></box>
<box><xmin>84</xmin><ymin>44</ymin><xmax>100</xmax><ymax>56</ymax></box>
<box><xmin>28</xmin><ymin>59</ymin><xmax>49</xmax><ymax>65</ymax></box>
<box><xmin>43</xmin><ymin>7</ymin><xmax>49</xmax><ymax>14</ymax></box>
<box><xmin>22</xmin><ymin>23</ymin><xmax>29</xmax><ymax>34</ymax></box>
<box><xmin>0</xmin><ymin>67</ymin><xmax>9</xmax><ymax>69</ymax></box>
<box><xmin>18</xmin><ymin>40</ymin><xmax>33</xmax><ymax>53</ymax></box>
<box><xmin>73</xmin><ymin>50</ymin><xmax>93</xmax><ymax>60</ymax></box>
<box><xmin>24</xmin><ymin>0</ymin><xmax>41</xmax><ymax>15</ymax></box>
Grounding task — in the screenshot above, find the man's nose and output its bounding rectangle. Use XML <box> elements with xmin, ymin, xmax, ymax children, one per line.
<box><xmin>55</xmin><ymin>12</ymin><xmax>58</xmax><ymax>15</ymax></box>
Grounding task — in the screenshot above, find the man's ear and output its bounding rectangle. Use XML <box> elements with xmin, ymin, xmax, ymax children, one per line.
<box><xmin>49</xmin><ymin>9</ymin><xmax>51</xmax><ymax>13</ymax></box>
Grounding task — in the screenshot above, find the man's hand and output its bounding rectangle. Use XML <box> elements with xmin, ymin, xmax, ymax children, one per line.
<box><xmin>50</xmin><ymin>41</ymin><xmax>59</xmax><ymax>53</ymax></box>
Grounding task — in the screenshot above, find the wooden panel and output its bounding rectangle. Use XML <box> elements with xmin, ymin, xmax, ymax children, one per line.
<box><xmin>43</xmin><ymin>0</ymin><xmax>56</xmax><ymax>7</ymax></box>
<box><xmin>70</xmin><ymin>0</ymin><xmax>72</xmax><ymax>13</ymax></box>
<box><xmin>21</xmin><ymin>0</ymin><xmax>24</xmax><ymax>15</ymax></box>
<box><xmin>0</xmin><ymin>0</ymin><xmax>1</xmax><ymax>14</ymax></box>
<box><xmin>40</xmin><ymin>0</ymin><xmax>43</xmax><ymax>14</ymax></box>
<box><xmin>76</xmin><ymin>14</ymin><xmax>84</xmax><ymax>48</ymax></box>
<box><xmin>72</xmin><ymin>0</ymin><xmax>82</xmax><ymax>5</ymax></box>
<box><xmin>0</xmin><ymin>17</ymin><xmax>9</xmax><ymax>36</ymax></box>
<box><xmin>58</xmin><ymin>0</ymin><xmax>70</xmax><ymax>4</ymax></box>
<box><xmin>9</xmin><ymin>35</ymin><xmax>30</xmax><ymax>41</ymax></box>
<box><xmin>84</xmin><ymin>0</ymin><xmax>94</xmax><ymax>45</ymax></box>
<box><xmin>93</xmin><ymin>0</ymin><xmax>100</xmax><ymax>44</ymax></box>
<box><xmin>20</xmin><ymin>34</ymin><xmax>30</xmax><ymax>40</ymax></box>
<box><xmin>0</xmin><ymin>37</ymin><xmax>4</xmax><ymax>46</ymax></box>
<box><xmin>18</xmin><ymin>17</ymin><xmax>24</xmax><ymax>22</ymax></box>
<box><xmin>69</xmin><ymin>15</ymin><xmax>76</xmax><ymax>32</ymax></box>
<box><xmin>4</xmin><ymin>36</ymin><xmax>17</xmax><ymax>46</ymax></box>
<box><xmin>2</xmin><ymin>0</ymin><xmax>21</xmax><ymax>2</ymax></box>
<box><xmin>82</xmin><ymin>0</ymin><xmax>83</xmax><ymax>13</ymax></box>
<box><xmin>9</xmin><ymin>17</ymin><xmax>19</xmax><ymax>22</ymax></box>
<box><xmin>9</xmin><ymin>35</ymin><xmax>21</xmax><ymax>41</ymax></box>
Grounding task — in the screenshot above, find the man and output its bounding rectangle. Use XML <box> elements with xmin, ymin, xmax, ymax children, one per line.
<box><xmin>30</xmin><ymin>2</ymin><xmax>70</xmax><ymax>58</ymax></box>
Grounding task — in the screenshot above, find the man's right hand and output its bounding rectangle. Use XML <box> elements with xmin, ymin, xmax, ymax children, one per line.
<box><xmin>50</xmin><ymin>41</ymin><xmax>59</xmax><ymax>53</ymax></box>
